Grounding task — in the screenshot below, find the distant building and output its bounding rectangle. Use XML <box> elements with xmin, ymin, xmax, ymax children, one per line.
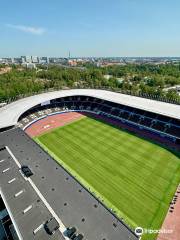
<box><xmin>39</xmin><ymin>57</ymin><xmax>49</xmax><ymax>64</ymax></box>
<box><xmin>31</xmin><ymin>56</ymin><xmax>39</xmax><ymax>63</ymax></box>
<box><xmin>164</xmin><ymin>85</ymin><xmax>180</xmax><ymax>95</ymax></box>
<box><xmin>96</xmin><ymin>61</ymin><xmax>101</xmax><ymax>67</ymax></box>
<box><xmin>1</xmin><ymin>58</ymin><xmax>13</xmax><ymax>64</ymax></box>
<box><xmin>68</xmin><ymin>59</ymin><xmax>77</xmax><ymax>66</ymax></box>
<box><xmin>22</xmin><ymin>63</ymin><xmax>37</xmax><ymax>69</ymax></box>
<box><xmin>48</xmin><ymin>57</ymin><xmax>67</xmax><ymax>64</ymax></box>
<box><xmin>25</xmin><ymin>56</ymin><xmax>32</xmax><ymax>63</ymax></box>
<box><xmin>13</xmin><ymin>58</ymin><xmax>22</xmax><ymax>64</ymax></box>
<box><xmin>21</xmin><ymin>56</ymin><xmax>26</xmax><ymax>63</ymax></box>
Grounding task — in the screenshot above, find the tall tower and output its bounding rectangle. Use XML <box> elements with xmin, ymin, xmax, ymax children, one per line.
<box><xmin>68</xmin><ymin>51</ymin><xmax>71</xmax><ymax>59</ymax></box>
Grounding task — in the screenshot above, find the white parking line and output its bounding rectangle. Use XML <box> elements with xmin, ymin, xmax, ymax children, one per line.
<box><xmin>6</xmin><ymin>146</ymin><xmax>68</xmax><ymax>239</ymax></box>
<box><xmin>28</xmin><ymin>178</ymin><xmax>68</xmax><ymax>237</ymax></box>
<box><xmin>0</xmin><ymin>159</ymin><xmax>5</xmax><ymax>163</ymax></box>
<box><xmin>33</xmin><ymin>223</ymin><xmax>44</xmax><ymax>235</ymax></box>
<box><xmin>8</xmin><ymin>178</ymin><xmax>16</xmax><ymax>184</ymax></box>
<box><xmin>2</xmin><ymin>168</ymin><xmax>10</xmax><ymax>173</ymax></box>
<box><xmin>23</xmin><ymin>205</ymin><xmax>32</xmax><ymax>214</ymax></box>
<box><xmin>14</xmin><ymin>190</ymin><xmax>24</xmax><ymax>197</ymax></box>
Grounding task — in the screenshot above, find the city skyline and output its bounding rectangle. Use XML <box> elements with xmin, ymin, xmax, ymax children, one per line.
<box><xmin>1</xmin><ymin>0</ymin><xmax>180</xmax><ymax>57</ymax></box>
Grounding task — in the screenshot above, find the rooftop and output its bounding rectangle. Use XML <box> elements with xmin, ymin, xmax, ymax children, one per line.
<box><xmin>0</xmin><ymin>127</ymin><xmax>138</xmax><ymax>240</ymax></box>
<box><xmin>0</xmin><ymin>89</ymin><xmax>180</xmax><ymax>129</ymax></box>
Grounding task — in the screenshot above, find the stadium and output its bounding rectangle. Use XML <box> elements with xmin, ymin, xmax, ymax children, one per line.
<box><xmin>0</xmin><ymin>89</ymin><xmax>179</xmax><ymax>240</ymax></box>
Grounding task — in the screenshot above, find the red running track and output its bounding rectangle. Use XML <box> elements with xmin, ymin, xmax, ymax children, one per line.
<box><xmin>157</xmin><ymin>184</ymin><xmax>180</xmax><ymax>240</ymax></box>
<box><xmin>25</xmin><ymin>112</ymin><xmax>85</xmax><ymax>137</ymax></box>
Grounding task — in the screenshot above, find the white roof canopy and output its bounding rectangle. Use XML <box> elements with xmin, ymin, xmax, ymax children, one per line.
<box><xmin>0</xmin><ymin>89</ymin><xmax>179</xmax><ymax>129</ymax></box>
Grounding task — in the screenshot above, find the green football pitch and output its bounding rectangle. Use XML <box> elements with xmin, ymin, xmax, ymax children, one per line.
<box><xmin>35</xmin><ymin>116</ymin><xmax>180</xmax><ymax>239</ymax></box>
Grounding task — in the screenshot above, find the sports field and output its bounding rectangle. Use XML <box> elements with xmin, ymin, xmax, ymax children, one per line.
<box><xmin>34</xmin><ymin>115</ymin><xmax>180</xmax><ymax>240</ymax></box>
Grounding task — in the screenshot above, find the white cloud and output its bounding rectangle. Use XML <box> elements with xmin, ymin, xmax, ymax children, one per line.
<box><xmin>6</xmin><ymin>24</ymin><xmax>46</xmax><ymax>35</ymax></box>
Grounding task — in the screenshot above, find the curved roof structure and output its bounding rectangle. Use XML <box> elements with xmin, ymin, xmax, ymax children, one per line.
<box><xmin>0</xmin><ymin>89</ymin><xmax>180</xmax><ymax>129</ymax></box>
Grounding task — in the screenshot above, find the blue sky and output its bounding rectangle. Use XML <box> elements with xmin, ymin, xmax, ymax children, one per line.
<box><xmin>0</xmin><ymin>0</ymin><xmax>180</xmax><ymax>57</ymax></box>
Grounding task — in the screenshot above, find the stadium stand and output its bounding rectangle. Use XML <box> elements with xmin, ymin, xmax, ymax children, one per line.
<box><xmin>18</xmin><ymin>95</ymin><xmax>180</xmax><ymax>151</ymax></box>
<box><xmin>0</xmin><ymin>89</ymin><xmax>179</xmax><ymax>240</ymax></box>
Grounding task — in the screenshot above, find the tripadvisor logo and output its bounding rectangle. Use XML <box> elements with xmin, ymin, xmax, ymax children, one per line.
<box><xmin>135</xmin><ymin>227</ymin><xmax>173</xmax><ymax>236</ymax></box>
<box><xmin>135</xmin><ymin>227</ymin><xmax>143</xmax><ymax>236</ymax></box>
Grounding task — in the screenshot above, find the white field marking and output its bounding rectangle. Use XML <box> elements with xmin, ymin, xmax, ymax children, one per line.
<box><xmin>14</xmin><ymin>190</ymin><xmax>24</xmax><ymax>197</ymax></box>
<box><xmin>2</xmin><ymin>168</ymin><xmax>10</xmax><ymax>173</ymax></box>
<box><xmin>6</xmin><ymin>146</ymin><xmax>68</xmax><ymax>239</ymax></box>
<box><xmin>0</xmin><ymin>190</ymin><xmax>23</xmax><ymax>240</ymax></box>
<box><xmin>8</xmin><ymin>178</ymin><xmax>16</xmax><ymax>184</ymax></box>
<box><xmin>23</xmin><ymin>205</ymin><xmax>32</xmax><ymax>214</ymax></box>
<box><xmin>0</xmin><ymin>159</ymin><xmax>5</xmax><ymax>163</ymax></box>
<box><xmin>33</xmin><ymin>223</ymin><xmax>44</xmax><ymax>235</ymax></box>
<box><xmin>44</xmin><ymin>125</ymin><xmax>50</xmax><ymax>129</ymax></box>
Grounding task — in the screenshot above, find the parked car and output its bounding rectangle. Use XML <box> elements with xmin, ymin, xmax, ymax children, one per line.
<box><xmin>44</xmin><ymin>217</ymin><xmax>59</xmax><ymax>235</ymax></box>
<box><xmin>21</xmin><ymin>165</ymin><xmax>33</xmax><ymax>177</ymax></box>
<box><xmin>73</xmin><ymin>234</ymin><xmax>83</xmax><ymax>240</ymax></box>
<box><xmin>66</xmin><ymin>227</ymin><xmax>76</xmax><ymax>238</ymax></box>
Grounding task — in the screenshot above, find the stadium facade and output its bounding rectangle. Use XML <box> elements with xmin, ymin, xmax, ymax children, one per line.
<box><xmin>0</xmin><ymin>89</ymin><xmax>179</xmax><ymax>240</ymax></box>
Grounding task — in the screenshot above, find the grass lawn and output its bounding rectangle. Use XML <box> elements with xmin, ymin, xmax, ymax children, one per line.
<box><xmin>34</xmin><ymin>116</ymin><xmax>180</xmax><ymax>240</ymax></box>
